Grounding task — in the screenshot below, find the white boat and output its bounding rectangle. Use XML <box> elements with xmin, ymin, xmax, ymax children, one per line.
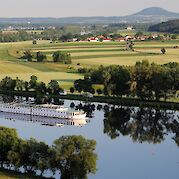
<box><xmin>0</xmin><ymin>112</ymin><xmax>88</xmax><ymax>127</ymax></box>
<box><xmin>0</xmin><ymin>103</ymin><xmax>86</xmax><ymax>120</ymax></box>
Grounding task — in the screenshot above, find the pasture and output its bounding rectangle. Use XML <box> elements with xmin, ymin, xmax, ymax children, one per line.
<box><xmin>0</xmin><ymin>40</ymin><xmax>179</xmax><ymax>89</ymax></box>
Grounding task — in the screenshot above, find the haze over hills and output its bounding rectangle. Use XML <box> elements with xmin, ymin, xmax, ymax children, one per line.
<box><xmin>0</xmin><ymin>7</ymin><xmax>179</xmax><ymax>24</ymax></box>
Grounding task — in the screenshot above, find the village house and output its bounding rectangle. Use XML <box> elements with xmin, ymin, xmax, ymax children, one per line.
<box><xmin>125</xmin><ymin>35</ymin><xmax>134</xmax><ymax>41</ymax></box>
<box><xmin>126</xmin><ymin>26</ymin><xmax>134</xmax><ymax>30</ymax></box>
<box><xmin>88</xmin><ymin>37</ymin><xmax>99</xmax><ymax>42</ymax></box>
<box><xmin>137</xmin><ymin>36</ymin><xmax>149</xmax><ymax>41</ymax></box>
<box><xmin>116</xmin><ymin>37</ymin><xmax>126</xmax><ymax>42</ymax></box>
<box><xmin>97</xmin><ymin>36</ymin><xmax>111</xmax><ymax>42</ymax></box>
<box><xmin>102</xmin><ymin>38</ymin><xmax>111</xmax><ymax>42</ymax></box>
<box><xmin>73</xmin><ymin>38</ymin><xmax>79</xmax><ymax>42</ymax></box>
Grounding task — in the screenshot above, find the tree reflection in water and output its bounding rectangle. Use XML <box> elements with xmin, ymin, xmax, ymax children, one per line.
<box><xmin>104</xmin><ymin>107</ymin><xmax>131</xmax><ymax>139</ymax></box>
<box><xmin>169</xmin><ymin>119</ymin><xmax>179</xmax><ymax>146</ymax></box>
<box><xmin>1</xmin><ymin>95</ymin><xmax>15</xmax><ymax>103</ymax></box>
<box><xmin>75</xmin><ymin>103</ymin><xmax>96</xmax><ymax>118</ymax></box>
<box><xmin>104</xmin><ymin>107</ymin><xmax>179</xmax><ymax>146</ymax></box>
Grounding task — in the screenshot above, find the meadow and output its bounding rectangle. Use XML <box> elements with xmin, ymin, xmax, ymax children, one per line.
<box><xmin>0</xmin><ymin>39</ymin><xmax>179</xmax><ymax>89</ymax></box>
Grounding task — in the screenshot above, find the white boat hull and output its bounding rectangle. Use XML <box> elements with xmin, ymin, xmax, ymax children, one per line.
<box><xmin>0</xmin><ymin>112</ymin><xmax>87</xmax><ymax>126</ymax></box>
<box><xmin>0</xmin><ymin>103</ymin><xmax>86</xmax><ymax>120</ymax></box>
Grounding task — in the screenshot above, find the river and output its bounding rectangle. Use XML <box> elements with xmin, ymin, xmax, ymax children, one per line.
<box><xmin>0</xmin><ymin>97</ymin><xmax>179</xmax><ymax>179</ymax></box>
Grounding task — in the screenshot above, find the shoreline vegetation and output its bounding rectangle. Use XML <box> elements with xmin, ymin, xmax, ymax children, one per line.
<box><xmin>1</xmin><ymin>60</ymin><xmax>179</xmax><ymax>110</ymax></box>
<box><xmin>0</xmin><ymin>126</ymin><xmax>97</xmax><ymax>179</ymax></box>
<box><xmin>1</xmin><ymin>90</ymin><xmax>179</xmax><ymax>110</ymax></box>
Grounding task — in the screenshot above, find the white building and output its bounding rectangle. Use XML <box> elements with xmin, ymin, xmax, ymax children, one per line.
<box><xmin>126</xmin><ymin>26</ymin><xmax>134</xmax><ymax>30</ymax></box>
<box><xmin>88</xmin><ymin>37</ymin><xmax>99</xmax><ymax>42</ymax></box>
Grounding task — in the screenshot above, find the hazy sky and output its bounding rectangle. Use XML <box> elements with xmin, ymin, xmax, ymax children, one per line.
<box><xmin>0</xmin><ymin>0</ymin><xmax>179</xmax><ymax>17</ymax></box>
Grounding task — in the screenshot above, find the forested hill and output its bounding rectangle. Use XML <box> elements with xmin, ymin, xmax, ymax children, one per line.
<box><xmin>148</xmin><ymin>19</ymin><xmax>179</xmax><ymax>33</ymax></box>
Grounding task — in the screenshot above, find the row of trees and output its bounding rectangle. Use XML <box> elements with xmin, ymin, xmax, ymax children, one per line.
<box><xmin>0</xmin><ymin>75</ymin><xmax>63</xmax><ymax>95</ymax></box>
<box><xmin>0</xmin><ymin>28</ymin><xmax>79</xmax><ymax>43</ymax></box>
<box><xmin>21</xmin><ymin>50</ymin><xmax>71</xmax><ymax>64</ymax></box>
<box><xmin>0</xmin><ymin>30</ymin><xmax>35</xmax><ymax>42</ymax></box>
<box><xmin>73</xmin><ymin>60</ymin><xmax>179</xmax><ymax>101</ymax></box>
<box><xmin>0</xmin><ymin>126</ymin><xmax>97</xmax><ymax>179</ymax></box>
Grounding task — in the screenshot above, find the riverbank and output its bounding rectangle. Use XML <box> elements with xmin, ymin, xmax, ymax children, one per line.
<box><xmin>58</xmin><ymin>94</ymin><xmax>179</xmax><ymax>110</ymax></box>
<box><xmin>1</xmin><ymin>90</ymin><xmax>179</xmax><ymax>110</ymax></box>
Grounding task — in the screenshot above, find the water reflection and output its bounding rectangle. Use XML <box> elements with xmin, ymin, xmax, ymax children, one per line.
<box><xmin>0</xmin><ymin>96</ymin><xmax>179</xmax><ymax>179</ymax></box>
<box><xmin>104</xmin><ymin>107</ymin><xmax>131</xmax><ymax>139</ymax></box>
<box><xmin>0</xmin><ymin>95</ymin><xmax>16</xmax><ymax>103</ymax></box>
<box><xmin>104</xmin><ymin>107</ymin><xmax>179</xmax><ymax>146</ymax></box>
<box><xmin>75</xmin><ymin>103</ymin><xmax>96</xmax><ymax>118</ymax></box>
<box><xmin>1</xmin><ymin>94</ymin><xmax>179</xmax><ymax>147</ymax></box>
<box><xmin>0</xmin><ymin>112</ymin><xmax>89</xmax><ymax>127</ymax></box>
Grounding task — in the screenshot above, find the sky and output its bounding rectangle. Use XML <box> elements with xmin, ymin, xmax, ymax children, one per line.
<box><xmin>0</xmin><ymin>0</ymin><xmax>179</xmax><ymax>17</ymax></box>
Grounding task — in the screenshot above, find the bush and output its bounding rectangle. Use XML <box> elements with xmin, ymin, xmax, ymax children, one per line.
<box><xmin>36</xmin><ymin>51</ymin><xmax>46</xmax><ymax>62</ymax></box>
<box><xmin>52</xmin><ymin>51</ymin><xmax>71</xmax><ymax>64</ymax></box>
<box><xmin>21</xmin><ymin>50</ymin><xmax>33</xmax><ymax>61</ymax></box>
<box><xmin>32</xmin><ymin>40</ymin><xmax>37</xmax><ymax>44</ymax></box>
<box><xmin>78</xmin><ymin>68</ymin><xmax>88</xmax><ymax>73</ymax></box>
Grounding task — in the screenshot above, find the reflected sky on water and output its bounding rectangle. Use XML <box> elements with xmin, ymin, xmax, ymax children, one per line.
<box><xmin>0</xmin><ymin>99</ymin><xmax>179</xmax><ymax>179</ymax></box>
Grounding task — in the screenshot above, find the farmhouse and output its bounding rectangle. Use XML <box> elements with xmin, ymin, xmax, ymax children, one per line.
<box><xmin>126</xmin><ymin>26</ymin><xmax>134</xmax><ymax>30</ymax></box>
<box><xmin>102</xmin><ymin>38</ymin><xmax>111</xmax><ymax>42</ymax></box>
<box><xmin>125</xmin><ymin>35</ymin><xmax>134</xmax><ymax>40</ymax></box>
<box><xmin>88</xmin><ymin>37</ymin><xmax>99</xmax><ymax>42</ymax></box>
<box><xmin>116</xmin><ymin>37</ymin><xmax>126</xmax><ymax>42</ymax></box>
<box><xmin>137</xmin><ymin>36</ymin><xmax>148</xmax><ymax>41</ymax></box>
<box><xmin>73</xmin><ymin>38</ymin><xmax>79</xmax><ymax>42</ymax></box>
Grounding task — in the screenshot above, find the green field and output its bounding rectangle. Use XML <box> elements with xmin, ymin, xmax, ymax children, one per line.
<box><xmin>0</xmin><ymin>40</ymin><xmax>179</xmax><ymax>89</ymax></box>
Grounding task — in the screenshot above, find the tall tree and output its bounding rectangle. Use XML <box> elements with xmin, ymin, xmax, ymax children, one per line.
<box><xmin>36</xmin><ymin>51</ymin><xmax>46</xmax><ymax>62</ymax></box>
<box><xmin>52</xmin><ymin>135</ymin><xmax>97</xmax><ymax>179</ymax></box>
<box><xmin>22</xmin><ymin>50</ymin><xmax>33</xmax><ymax>61</ymax></box>
<box><xmin>0</xmin><ymin>127</ymin><xmax>18</xmax><ymax>168</ymax></box>
<box><xmin>47</xmin><ymin>80</ymin><xmax>62</xmax><ymax>95</ymax></box>
<box><xmin>52</xmin><ymin>51</ymin><xmax>71</xmax><ymax>64</ymax></box>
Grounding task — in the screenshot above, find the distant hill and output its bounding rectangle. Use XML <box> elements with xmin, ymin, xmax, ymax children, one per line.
<box><xmin>133</xmin><ymin>7</ymin><xmax>179</xmax><ymax>17</ymax></box>
<box><xmin>148</xmin><ymin>19</ymin><xmax>179</xmax><ymax>33</ymax></box>
<box><xmin>0</xmin><ymin>7</ymin><xmax>179</xmax><ymax>24</ymax></box>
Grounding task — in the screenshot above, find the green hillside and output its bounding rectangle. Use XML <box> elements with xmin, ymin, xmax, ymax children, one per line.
<box><xmin>149</xmin><ymin>19</ymin><xmax>179</xmax><ymax>33</ymax></box>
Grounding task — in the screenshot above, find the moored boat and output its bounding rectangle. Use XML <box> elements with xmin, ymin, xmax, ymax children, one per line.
<box><xmin>0</xmin><ymin>103</ymin><xmax>86</xmax><ymax>120</ymax></box>
<box><xmin>0</xmin><ymin>112</ymin><xmax>88</xmax><ymax>127</ymax></box>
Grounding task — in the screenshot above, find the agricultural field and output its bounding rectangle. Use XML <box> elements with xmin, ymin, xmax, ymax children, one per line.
<box><xmin>0</xmin><ymin>39</ymin><xmax>179</xmax><ymax>89</ymax></box>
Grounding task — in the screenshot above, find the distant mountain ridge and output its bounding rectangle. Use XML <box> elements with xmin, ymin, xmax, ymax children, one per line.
<box><xmin>133</xmin><ymin>7</ymin><xmax>179</xmax><ymax>17</ymax></box>
<box><xmin>0</xmin><ymin>7</ymin><xmax>179</xmax><ymax>24</ymax></box>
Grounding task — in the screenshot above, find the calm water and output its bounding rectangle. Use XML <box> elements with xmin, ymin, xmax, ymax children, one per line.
<box><xmin>0</xmin><ymin>99</ymin><xmax>179</xmax><ymax>179</ymax></box>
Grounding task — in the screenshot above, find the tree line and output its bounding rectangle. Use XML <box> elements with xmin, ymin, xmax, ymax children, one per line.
<box><xmin>72</xmin><ymin>60</ymin><xmax>179</xmax><ymax>101</ymax></box>
<box><xmin>21</xmin><ymin>50</ymin><xmax>71</xmax><ymax>64</ymax></box>
<box><xmin>0</xmin><ymin>126</ymin><xmax>97</xmax><ymax>179</ymax></box>
<box><xmin>0</xmin><ymin>30</ymin><xmax>35</xmax><ymax>42</ymax></box>
<box><xmin>0</xmin><ymin>75</ymin><xmax>64</xmax><ymax>96</ymax></box>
